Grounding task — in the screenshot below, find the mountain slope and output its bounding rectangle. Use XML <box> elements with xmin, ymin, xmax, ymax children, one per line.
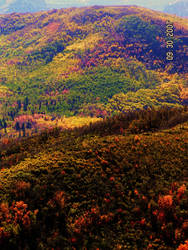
<box><xmin>0</xmin><ymin>107</ymin><xmax>187</xmax><ymax>249</ymax></box>
<box><xmin>0</xmin><ymin>5</ymin><xmax>188</xmax><ymax>140</ymax></box>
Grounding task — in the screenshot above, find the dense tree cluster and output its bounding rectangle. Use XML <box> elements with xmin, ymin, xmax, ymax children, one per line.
<box><xmin>0</xmin><ymin>107</ymin><xmax>187</xmax><ymax>249</ymax></box>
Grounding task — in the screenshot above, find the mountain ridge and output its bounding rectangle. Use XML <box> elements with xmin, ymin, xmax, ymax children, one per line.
<box><xmin>0</xmin><ymin>0</ymin><xmax>182</xmax><ymax>14</ymax></box>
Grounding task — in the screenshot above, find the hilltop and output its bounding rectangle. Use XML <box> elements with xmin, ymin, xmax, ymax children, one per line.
<box><xmin>0</xmin><ymin>0</ymin><xmax>174</xmax><ymax>13</ymax></box>
<box><xmin>0</xmin><ymin>5</ymin><xmax>188</xmax><ymax>140</ymax></box>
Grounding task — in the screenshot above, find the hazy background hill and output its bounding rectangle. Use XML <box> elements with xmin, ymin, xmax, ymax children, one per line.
<box><xmin>0</xmin><ymin>0</ymin><xmax>47</xmax><ymax>13</ymax></box>
<box><xmin>164</xmin><ymin>0</ymin><xmax>188</xmax><ymax>17</ymax></box>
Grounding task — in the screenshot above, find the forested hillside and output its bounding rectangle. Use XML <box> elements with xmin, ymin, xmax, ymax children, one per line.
<box><xmin>0</xmin><ymin>5</ymin><xmax>188</xmax><ymax>139</ymax></box>
<box><xmin>0</xmin><ymin>107</ymin><xmax>187</xmax><ymax>249</ymax></box>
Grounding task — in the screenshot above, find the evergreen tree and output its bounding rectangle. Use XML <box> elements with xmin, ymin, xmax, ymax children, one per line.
<box><xmin>21</xmin><ymin>123</ymin><xmax>26</xmax><ymax>137</ymax></box>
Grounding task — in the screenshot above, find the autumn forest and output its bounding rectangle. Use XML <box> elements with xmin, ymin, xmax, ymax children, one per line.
<box><xmin>0</xmin><ymin>5</ymin><xmax>187</xmax><ymax>250</ymax></box>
